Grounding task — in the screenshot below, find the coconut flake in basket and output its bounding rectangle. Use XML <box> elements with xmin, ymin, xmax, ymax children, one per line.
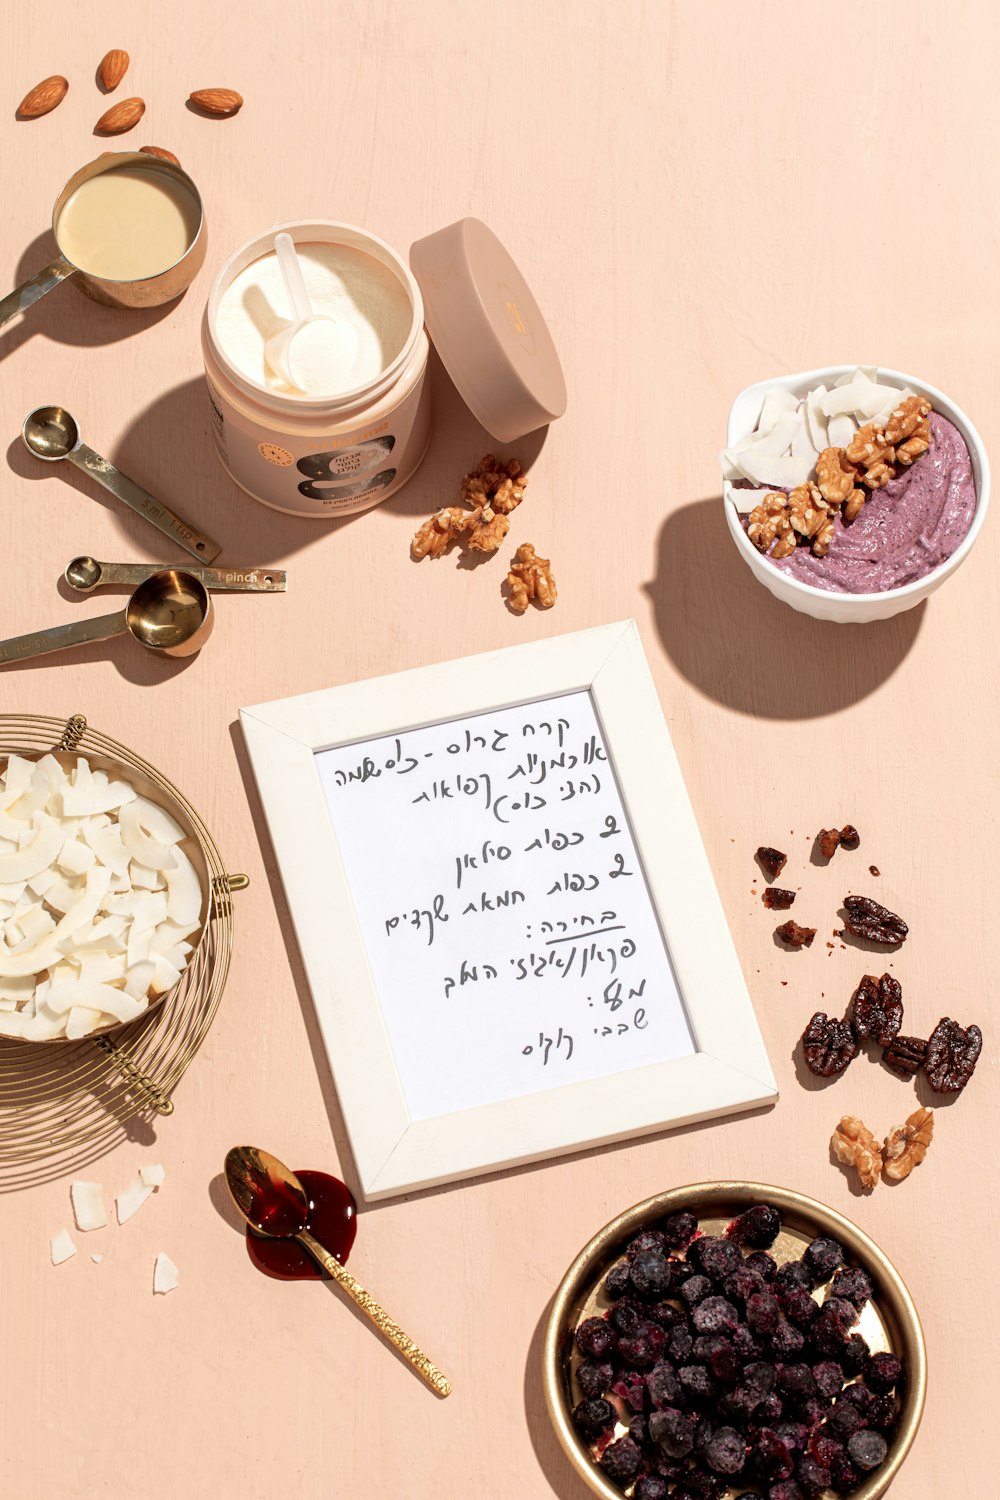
<box><xmin>0</xmin><ymin>753</ymin><xmax>204</xmax><ymax>1041</ymax></box>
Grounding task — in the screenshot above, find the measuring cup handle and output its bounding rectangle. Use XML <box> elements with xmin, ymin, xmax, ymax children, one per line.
<box><xmin>72</xmin><ymin>444</ymin><xmax>222</xmax><ymax>565</ymax></box>
<box><xmin>0</xmin><ymin>255</ymin><xmax>76</xmax><ymax>332</ymax></box>
<box><xmin>0</xmin><ymin>611</ymin><xmax>126</xmax><ymax>667</ymax></box>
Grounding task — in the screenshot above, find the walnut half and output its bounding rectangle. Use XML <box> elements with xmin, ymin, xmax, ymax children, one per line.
<box><xmin>411</xmin><ymin>506</ymin><xmax>476</xmax><ymax>560</ymax></box>
<box><xmin>831</xmin><ymin>1115</ymin><xmax>883</xmax><ymax>1191</ymax></box>
<box><xmin>883</xmin><ymin>1107</ymin><xmax>934</xmax><ymax>1182</ymax></box>
<box><xmin>505</xmin><ymin>543</ymin><xmax>557</xmax><ymax>614</ymax></box>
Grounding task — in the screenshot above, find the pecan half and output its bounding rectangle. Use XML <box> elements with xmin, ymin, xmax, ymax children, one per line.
<box><xmin>843</xmin><ymin>895</ymin><xmax>908</xmax><ymax>946</ymax></box>
<box><xmin>818</xmin><ymin>828</ymin><xmax>841</xmax><ymax>860</ymax></box>
<box><xmin>883</xmin><ymin>1107</ymin><xmax>934</xmax><ymax>1183</ymax></box>
<box><xmin>802</xmin><ymin>1012</ymin><xmax>858</xmax><ymax>1077</ymax></box>
<box><xmin>924</xmin><ymin>1017</ymin><xmax>983</xmax><ymax>1094</ymax></box>
<box><xmin>762</xmin><ymin>887</ymin><xmax>795</xmax><ymax>910</ymax></box>
<box><xmin>832</xmin><ymin>1116</ymin><xmax>882</xmax><ymax>1190</ymax></box>
<box><xmin>881</xmin><ymin>1034</ymin><xmax>928</xmax><ymax>1077</ymax></box>
<box><xmin>776</xmin><ymin>920</ymin><xmax>816</xmax><ymax>949</ymax></box>
<box><xmin>852</xmin><ymin>974</ymin><xmax>903</xmax><ymax>1046</ymax></box>
<box><xmin>755</xmin><ymin>846</ymin><xmax>787</xmax><ymax>881</ymax></box>
<box><xmin>839</xmin><ymin>825</ymin><xmax>860</xmax><ymax>851</ymax></box>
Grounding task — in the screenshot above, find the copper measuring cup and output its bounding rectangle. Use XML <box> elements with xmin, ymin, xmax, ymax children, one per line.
<box><xmin>0</xmin><ymin>153</ymin><xmax>206</xmax><ymax>328</ymax></box>
<box><xmin>0</xmin><ymin>570</ymin><xmax>213</xmax><ymax>668</ymax></box>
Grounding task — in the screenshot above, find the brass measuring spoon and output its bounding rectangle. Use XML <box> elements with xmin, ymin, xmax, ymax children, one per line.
<box><xmin>65</xmin><ymin>556</ymin><xmax>286</xmax><ymax>593</ymax></box>
<box><xmin>0</xmin><ymin>569</ymin><xmax>213</xmax><ymax>668</ymax></box>
<box><xmin>23</xmin><ymin>406</ymin><xmax>220</xmax><ymax>564</ymax></box>
<box><xmin>224</xmin><ymin>1146</ymin><xmax>452</xmax><ymax>1399</ymax></box>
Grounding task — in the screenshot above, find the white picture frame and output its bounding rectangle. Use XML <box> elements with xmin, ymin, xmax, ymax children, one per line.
<box><xmin>239</xmin><ymin>620</ymin><xmax>776</xmax><ymax>1201</ymax></box>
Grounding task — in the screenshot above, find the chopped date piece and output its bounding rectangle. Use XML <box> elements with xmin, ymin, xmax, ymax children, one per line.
<box><xmin>763</xmin><ymin>886</ymin><xmax>796</xmax><ymax>910</ymax></box>
<box><xmin>881</xmin><ymin>1033</ymin><xmax>928</xmax><ymax>1077</ymax></box>
<box><xmin>598</xmin><ymin>1435</ymin><xmax>643</xmax><ymax>1484</ymax></box>
<box><xmin>924</xmin><ymin>1015</ymin><xmax>983</xmax><ymax>1093</ymax></box>
<box><xmin>802</xmin><ymin>1012</ymin><xmax>858</xmax><ymax>1077</ymax></box>
<box><xmin>842</xmin><ymin>894</ymin><xmax>908</xmax><ymax>945</ymax></box>
<box><xmin>846</xmin><ymin>1429</ymin><xmax>888</xmax><ymax>1472</ymax></box>
<box><xmin>756</xmin><ymin>846</ymin><xmax>788</xmax><ymax>881</ymax></box>
<box><xmin>573</xmin><ymin>1397</ymin><xmax>616</xmax><ymax>1437</ymax></box>
<box><xmin>839</xmin><ymin>825</ymin><xmax>860</xmax><ymax>851</ymax></box>
<box><xmin>776</xmin><ymin>919</ymin><xmax>816</xmax><ymax>948</ymax></box>
<box><xmin>851</xmin><ymin>972</ymin><xmax>903</xmax><ymax>1045</ymax></box>
<box><xmin>726</xmin><ymin>1203</ymin><xmax>781</xmax><ymax>1249</ymax></box>
<box><xmin>818</xmin><ymin>828</ymin><xmax>842</xmax><ymax>859</ymax></box>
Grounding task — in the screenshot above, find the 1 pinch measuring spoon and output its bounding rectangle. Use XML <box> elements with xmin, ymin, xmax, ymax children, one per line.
<box><xmin>0</xmin><ymin>569</ymin><xmax>213</xmax><ymax>668</ymax></box>
<box><xmin>65</xmin><ymin>556</ymin><xmax>286</xmax><ymax>593</ymax></box>
<box><xmin>22</xmin><ymin>406</ymin><xmax>220</xmax><ymax>564</ymax></box>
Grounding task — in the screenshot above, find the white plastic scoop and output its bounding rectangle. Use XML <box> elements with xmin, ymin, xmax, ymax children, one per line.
<box><xmin>264</xmin><ymin>233</ymin><xmax>358</xmax><ymax>394</ymax></box>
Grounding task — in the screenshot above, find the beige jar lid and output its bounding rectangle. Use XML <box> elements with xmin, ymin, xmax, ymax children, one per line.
<box><xmin>409</xmin><ymin>217</ymin><xmax>567</xmax><ymax>443</ymax></box>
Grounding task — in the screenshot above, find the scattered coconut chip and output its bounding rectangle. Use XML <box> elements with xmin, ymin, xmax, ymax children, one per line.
<box><xmin>90</xmin><ymin>1253</ymin><xmax>103</xmax><ymax>1264</ymax></box>
<box><xmin>153</xmin><ymin>1252</ymin><xmax>179</xmax><ymax>1294</ymax></box>
<box><xmin>50</xmin><ymin>1228</ymin><xmax>77</xmax><ymax>1265</ymax></box>
<box><xmin>116</xmin><ymin>1172</ymin><xmax>155</xmax><ymax>1224</ymax></box>
<box><xmin>70</xmin><ymin>1179</ymin><xmax>108</xmax><ymax>1231</ymax></box>
<box><xmin>139</xmin><ymin>1163</ymin><xmax>165</xmax><ymax>1187</ymax></box>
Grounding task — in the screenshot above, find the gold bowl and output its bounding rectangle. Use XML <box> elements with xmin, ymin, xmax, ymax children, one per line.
<box><xmin>542</xmin><ymin>1181</ymin><xmax>926</xmax><ymax>1500</ymax></box>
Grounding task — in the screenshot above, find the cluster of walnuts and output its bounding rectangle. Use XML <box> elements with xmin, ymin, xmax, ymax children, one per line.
<box><xmin>748</xmin><ymin>395</ymin><xmax>933</xmax><ymax>560</ymax></box>
<box><xmin>832</xmin><ymin>1109</ymin><xmax>934</xmax><ymax>1191</ymax></box>
<box><xmin>411</xmin><ymin>455</ymin><xmax>556</xmax><ymax>614</ymax></box>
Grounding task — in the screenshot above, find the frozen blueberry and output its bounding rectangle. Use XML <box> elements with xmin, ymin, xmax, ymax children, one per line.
<box><xmin>610</xmin><ymin>1297</ymin><xmax>645</xmax><ymax>1336</ymax></box>
<box><xmin>829</xmin><ymin>1451</ymin><xmax>862</xmax><ymax>1494</ymax></box>
<box><xmin>662</xmin><ymin>1211</ymin><xmax>698</xmax><ymax>1249</ymax></box>
<box><xmin>803</xmin><ymin>1237</ymin><xmax>846</xmax><ymax>1287</ymax></box>
<box><xmin>576</xmin><ymin>1359</ymin><xmax>614</xmax><ymax>1398</ymax></box>
<box><xmin>694</xmin><ymin>1336</ymin><xmax>739</xmax><ymax>1386</ymax></box>
<box><xmin>603</xmin><ymin>1259</ymin><xmax>632</xmax><ymax>1299</ymax></box>
<box><xmin>724</xmin><ymin>1265</ymin><xmax>765</xmax><ymax>1304</ymax></box>
<box><xmin>756</xmin><ymin>1392</ymin><xmax>785</xmax><ymax>1424</ymax></box>
<box><xmin>726</xmin><ymin>1204</ymin><xmax>781</xmax><ymax>1249</ymax></box>
<box><xmin>830</xmin><ymin>1265</ymin><xmax>873</xmax><ymax>1309</ymax></box>
<box><xmin>812</xmin><ymin>1361</ymin><xmax>845</xmax><ymax>1401</ymax></box>
<box><xmin>742</xmin><ymin>1360</ymin><xmax>777</xmax><ymax>1403</ymax></box>
<box><xmin>650</xmin><ymin>1299</ymin><xmax>686</xmax><ymax>1331</ymax></box>
<box><xmin>865</xmin><ymin>1351</ymin><xmax>903</xmax><ymax>1393</ymax></box>
<box><xmin>796</xmin><ymin>1454</ymin><xmax>831</xmax><ymax>1495</ymax></box>
<box><xmin>746</xmin><ymin>1292</ymin><xmax>781</xmax><ymax>1336</ymax></box>
<box><xmin>572</xmin><ymin>1397</ymin><xmax>615</xmax><ymax>1437</ymax></box>
<box><xmin>751</xmin><ymin>1427</ymin><xmax>794</xmax><ymax>1480</ymax></box>
<box><xmin>598</xmin><ymin>1435</ymin><xmax>643</xmax><ymax>1484</ymax></box>
<box><xmin>746</xmin><ymin>1250</ymin><xmax>779</xmax><ymax>1281</ymax></box>
<box><xmin>828</xmin><ymin>1396</ymin><xmax>866</xmax><ymax>1438</ymax></box>
<box><xmin>611</xmin><ymin>1371</ymin><xmax>647</xmax><ymax>1413</ymax></box>
<box><xmin>670</xmin><ymin>1257</ymin><xmax>696</xmax><ymax>1289</ymax></box>
<box><xmin>576</xmin><ymin>1316</ymin><xmax>617</xmax><ymax>1360</ymax></box>
<box><xmin>767</xmin><ymin>1482</ymin><xmax>805</xmax><ymax>1500</ymax></box>
<box><xmin>704</xmin><ymin>1426</ymin><xmax>746</xmax><ymax>1475</ymax></box>
<box><xmin>770</xmin><ymin>1322</ymin><xmax>806</xmax><ymax>1360</ymax></box>
<box><xmin>732</xmin><ymin>1324</ymin><xmax>762</xmax><ymax>1359</ymax></box>
<box><xmin>777</xmin><ymin>1363</ymin><xmax>815</xmax><ymax>1399</ymax></box>
<box><xmin>679</xmin><ymin>1363</ymin><xmax>715</xmax><ymax>1403</ymax></box>
<box><xmin>784</xmin><ymin>1288</ymin><xmax>820</xmax><ymax>1330</ymax></box>
<box><xmin>634</xmin><ymin>1479</ymin><xmax>669</xmax><ymax>1500</ymax></box>
<box><xmin>822</xmin><ymin>1297</ymin><xmax>860</xmax><ymax>1337</ymax></box>
<box><xmin>649</xmin><ymin>1406</ymin><xmax>696</xmax><ymax>1458</ymax></box>
<box><xmin>667</xmin><ymin>1326</ymin><xmax>694</xmax><ymax>1363</ymax></box>
<box><xmin>847</xmin><ymin>1429</ymin><xmax>888</xmax><ymax>1472</ymax></box>
<box><xmin>840</xmin><ymin>1381</ymin><xmax>872</xmax><ymax>1419</ymax></box>
<box><xmin>680</xmin><ymin>1274</ymin><xmax>715</xmax><ymax>1307</ymax></box>
<box><xmin>631</xmin><ymin>1248</ymin><xmax>673</xmax><ymax>1298</ymax></box>
<box><xmin>839</xmin><ymin>1333</ymin><xmax>870</xmax><ymax>1375</ymax></box>
<box><xmin>646</xmin><ymin>1360</ymin><xmax>682</xmax><ymax>1409</ymax></box>
<box><xmin>618</xmin><ymin>1332</ymin><xmax>658</xmax><ymax>1371</ymax></box>
<box><xmin>692</xmin><ymin>1296</ymin><xmax>738</xmax><ymax>1335</ymax></box>
<box><xmin>688</xmin><ymin>1236</ymin><xmax>742</xmax><ymax>1283</ymax></box>
<box><xmin>797</xmin><ymin>1398</ymin><xmax>827</xmax><ymax>1430</ymax></box>
<box><xmin>869</xmin><ymin>1393</ymin><xmax>899</xmax><ymax>1431</ymax></box>
<box><xmin>809</xmin><ymin>1431</ymin><xmax>844</xmax><ymax>1467</ymax></box>
<box><xmin>773</xmin><ymin>1420</ymin><xmax>809</xmax><ymax>1453</ymax></box>
<box><xmin>775</xmin><ymin>1260</ymin><xmax>812</xmax><ymax>1295</ymax></box>
<box><xmin>626</xmin><ymin>1228</ymin><xmax>668</xmax><ymax>1261</ymax></box>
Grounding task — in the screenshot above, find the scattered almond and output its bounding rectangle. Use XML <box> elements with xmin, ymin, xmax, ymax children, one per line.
<box><xmin>139</xmin><ymin>145</ymin><xmax>180</xmax><ymax>166</ymax></box>
<box><xmin>95</xmin><ymin>96</ymin><xmax>145</xmax><ymax>135</ymax></box>
<box><xmin>189</xmin><ymin>87</ymin><xmax>243</xmax><ymax>116</ymax></box>
<box><xmin>98</xmin><ymin>49</ymin><xmax>130</xmax><ymax>92</ymax></box>
<box><xmin>17</xmin><ymin>75</ymin><xmax>69</xmax><ymax>119</ymax></box>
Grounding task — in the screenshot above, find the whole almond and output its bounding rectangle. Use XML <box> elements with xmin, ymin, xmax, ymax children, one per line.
<box><xmin>95</xmin><ymin>96</ymin><xmax>145</xmax><ymax>135</ymax></box>
<box><xmin>139</xmin><ymin>144</ymin><xmax>180</xmax><ymax>166</ymax></box>
<box><xmin>17</xmin><ymin>75</ymin><xmax>69</xmax><ymax>119</ymax></box>
<box><xmin>98</xmin><ymin>49</ymin><xmax>130</xmax><ymax>92</ymax></box>
<box><xmin>189</xmin><ymin>87</ymin><xmax>243</xmax><ymax>116</ymax></box>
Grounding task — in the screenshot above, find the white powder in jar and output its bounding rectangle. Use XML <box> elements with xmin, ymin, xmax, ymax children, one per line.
<box><xmin>214</xmin><ymin>240</ymin><xmax>414</xmax><ymax>398</ymax></box>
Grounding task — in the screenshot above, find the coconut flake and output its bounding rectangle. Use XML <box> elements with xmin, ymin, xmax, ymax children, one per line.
<box><xmin>153</xmin><ymin>1252</ymin><xmax>179</xmax><ymax>1294</ymax></box>
<box><xmin>71</xmin><ymin>1180</ymin><xmax>108</xmax><ymax>1232</ymax></box>
<box><xmin>50</xmin><ymin>1228</ymin><xmax>77</xmax><ymax>1265</ymax></box>
<box><xmin>91</xmin><ymin>1253</ymin><xmax>104</xmax><ymax>1264</ymax></box>
<box><xmin>117</xmin><ymin>1173</ymin><xmax>155</xmax><ymax>1224</ymax></box>
<box><xmin>139</xmin><ymin>1163</ymin><xmax>165</xmax><ymax>1187</ymax></box>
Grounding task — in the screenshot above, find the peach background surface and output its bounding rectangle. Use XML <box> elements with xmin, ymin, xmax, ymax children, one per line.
<box><xmin>0</xmin><ymin>2</ymin><xmax>996</xmax><ymax>1497</ymax></box>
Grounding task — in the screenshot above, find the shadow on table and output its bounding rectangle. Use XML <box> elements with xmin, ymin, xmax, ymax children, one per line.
<box><xmin>525</xmin><ymin>1297</ymin><xmax>587</xmax><ymax>1500</ymax></box>
<box><xmin>643</xmin><ymin>498</ymin><xmax>925</xmax><ymax>719</ymax></box>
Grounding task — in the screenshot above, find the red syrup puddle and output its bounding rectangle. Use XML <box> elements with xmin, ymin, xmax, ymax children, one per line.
<box><xmin>245</xmin><ymin>1169</ymin><xmax>357</xmax><ymax>1281</ymax></box>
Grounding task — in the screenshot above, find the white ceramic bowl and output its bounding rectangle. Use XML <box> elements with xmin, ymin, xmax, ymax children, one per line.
<box><xmin>723</xmin><ymin>365</ymin><xmax>990</xmax><ymax>623</ymax></box>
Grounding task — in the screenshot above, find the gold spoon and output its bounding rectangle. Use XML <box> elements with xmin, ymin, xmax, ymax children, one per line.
<box><xmin>65</xmin><ymin>556</ymin><xmax>286</xmax><ymax>594</ymax></box>
<box><xmin>0</xmin><ymin>569</ymin><xmax>213</xmax><ymax>667</ymax></box>
<box><xmin>22</xmin><ymin>405</ymin><xmax>220</xmax><ymax>564</ymax></box>
<box><xmin>224</xmin><ymin>1146</ymin><xmax>452</xmax><ymax>1399</ymax></box>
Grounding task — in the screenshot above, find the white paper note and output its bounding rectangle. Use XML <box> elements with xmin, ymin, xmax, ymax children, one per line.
<box><xmin>314</xmin><ymin>690</ymin><xmax>695</xmax><ymax>1121</ymax></box>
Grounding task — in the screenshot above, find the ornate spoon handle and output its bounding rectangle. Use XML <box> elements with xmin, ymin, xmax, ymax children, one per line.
<box><xmin>296</xmin><ymin>1227</ymin><xmax>452</xmax><ymax>1398</ymax></box>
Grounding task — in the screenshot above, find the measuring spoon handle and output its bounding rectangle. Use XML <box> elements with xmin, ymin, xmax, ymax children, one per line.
<box><xmin>0</xmin><ymin>255</ymin><xmax>76</xmax><ymax>332</ymax></box>
<box><xmin>84</xmin><ymin>562</ymin><xmax>286</xmax><ymax>592</ymax></box>
<box><xmin>0</xmin><ymin>611</ymin><xmax>126</xmax><ymax>667</ymax></box>
<box><xmin>71</xmin><ymin>443</ymin><xmax>222</xmax><ymax>565</ymax></box>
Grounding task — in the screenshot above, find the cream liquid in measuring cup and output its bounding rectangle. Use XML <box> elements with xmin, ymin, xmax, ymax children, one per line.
<box><xmin>56</xmin><ymin>167</ymin><xmax>201</xmax><ymax>281</ymax></box>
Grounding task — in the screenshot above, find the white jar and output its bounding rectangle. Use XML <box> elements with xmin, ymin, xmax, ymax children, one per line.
<box><xmin>202</xmin><ymin>221</ymin><xmax>431</xmax><ymax>518</ymax></box>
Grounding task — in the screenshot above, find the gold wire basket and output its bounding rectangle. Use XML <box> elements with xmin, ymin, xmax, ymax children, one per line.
<box><xmin>0</xmin><ymin>713</ymin><xmax>247</xmax><ymax>1188</ymax></box>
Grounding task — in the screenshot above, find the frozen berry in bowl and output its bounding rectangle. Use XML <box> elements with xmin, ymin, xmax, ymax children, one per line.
<box><xmin>573</xmin><ymin>1397</ymin><xmax>616</xmax><ymax>1438</ymax></box>
<box><xmin>598</xmin><ymin>1435</ymin><xmax>643</xmax><ymax>1483</ymax></box>
<box><xmin>576</xmin><ymin>1315</ymin><xmax>618</xmax><ymax>1360</ymax></box>
<box><xmin>727</xmin><ymin>1202</ymin><xmax>782</xmax><ymax>1248</ymax></box>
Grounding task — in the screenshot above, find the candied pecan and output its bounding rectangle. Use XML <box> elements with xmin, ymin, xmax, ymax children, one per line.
<box><xmin>840</xmin><ymin>824</ymin><xmax>860</xmax><ymax>850</ymax></box>
<box><xmin>460</xmin><ymin>453</ymin><xmax>527</xmax><ymax>513</ymax></box>
<box><xmin>846</xmin><ymin>424</ymin><xmax>894</xmax><ymax>469</ymax></box>
<box><xmin>756</xmin><ymin>846</ymin><xmax>787</xmax><ymax>881</ymax></box>
<box><xmin>465</xmin><ymin>506</ymin><xmax>510</xmax><ymax>552</ymax></box>
<box><xmin>762</xmin><ymin>887</ymin><xmax>795</xmax><ymax>911</ymax></box>
<box><xmin>884</xmin><ymin>395</ymin><xmax>932</xmax><ymax>445</ymax></box>
<box><xmin>924</xmin><ymin>1016</ymin><xmax>983</xmax><ymax>1094</ymax></box>
<box><xmin>411</xmin><ymin>505</ymin><xmax>476</xmax><ymax>560</ymax></box>
<box><xmin>843</xmin><ymin>488</ymin><xmax>866</xmax><ymax>523</ymax></box>
<box><xmin>831</xmin><ymin>1116</ymin><xmax>882</xmax><ymax>1190</ymax></box>
<box><xmin>787</xmin><ymin>481</ymin><xmax>829</xmax><ymax>540</ymax></box>
<box><xmin>896</xmin><ymin>417</ymin><xmax>931</xmax><ymax>467</ymax></box>
<box><xmin>881</xmin><ymin>1034</ymin><xmax>928</xmax><ymax>1077</ymax></box>
<box><xmin>843</xmin><ymin>895</ymin><xmax>908</xmax><ymax>946</ymax></box>
<box><xmin>747</xmin><ymin>493</ymin><xmax>796</xmax><ymax>558</ymax></box>
<box><xmin>818</xmin><ymin>828</ymin><xmax>841</xmax><ymax>859</ymax></box>
<box><xmin>776</xmin><ymin>920</ymin><xmax>816</xmax><ymax>948</ymax></box>
<box><xmin>505</xmin><ymin>543</ymin><xmax>557</xmax><ymax>614</ymax></box>
<box><xmin>802</xmin><ymin>1012</ymin><xmax>858</xmax><ymax>1077</ymax></box>
<box><xmin>817</xmin><ymin>447</ymin><xmax>855</xmax><ymax>505</ymax></box>
<box><xmin>851</xmin><ymin>973</ymin><xmax>903</xmax><ymax>1046</ymax></box>
<box><xmin>883</xmin><ymin>1107</ymin><xmax>934</xmax><ymax>1182</ymax></box>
